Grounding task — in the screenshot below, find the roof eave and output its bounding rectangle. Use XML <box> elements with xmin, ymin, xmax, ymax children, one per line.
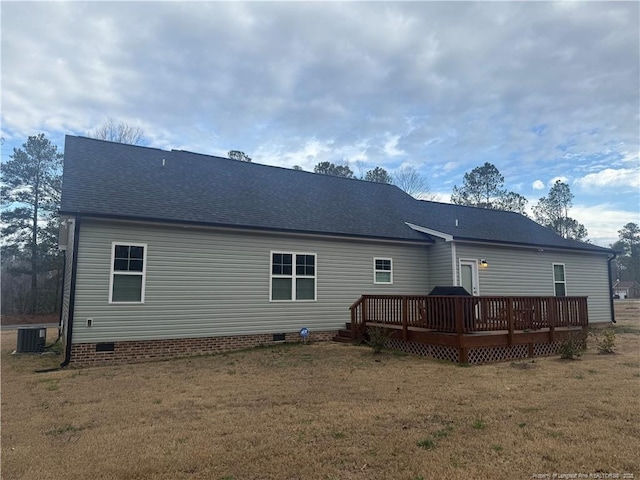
<box><xmin>451</xmin><ymin>235</ymin><xmax>614</xmax><ymax>255</ymax></box>
<box><xmin>59</xmin><ymin>210</ymin><xmax>435</xmax><ymax>245</ymax></box>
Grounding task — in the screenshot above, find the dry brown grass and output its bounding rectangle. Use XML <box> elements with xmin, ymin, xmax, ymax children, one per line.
<box><xmin>1</xmin><ymin>313</ymin><xmax>58</xmax><ymax>326</ymax></box>
<box><xmin>2</xmin><ymin>303</ymin><xmax>639</xmax><ymax>480</ymax></box>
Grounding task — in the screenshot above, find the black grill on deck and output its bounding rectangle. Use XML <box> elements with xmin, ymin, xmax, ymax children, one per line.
<box><xmin>428</xmin><ymin>286</ymin><xmax>471</xmax><ymax>296</ymax></box>
<box><xmin>427</xmin><ymin>286</ymin><xmax>475</xmax><ymax>330</ymax></box>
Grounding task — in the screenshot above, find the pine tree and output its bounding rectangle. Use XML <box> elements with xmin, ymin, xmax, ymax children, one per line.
<box><xmin>532</xmin><ymin>180</ymin><xmax>588</xmax><ymax>241</ymax></box>
<box><xmin>228</xmin><ymin>150</ymin><xmax>252</xmax><ymax>162</ymax></box>
<box><xmin>364</xmin><ymin>167</ymin><xmax>392</xmax><ymax>184</ymax></box>
<box><xmin>451</xmin><ymin>162</ymin><xmax>527</xmax><ymax>214</ymax></box>
<box><xmin>313</xmin><ymin>161</ymin><xmax>354</xmax><ymax>178</ymax></box>
<box><xmin>611</xmin><ymin>223</ymin><xmax>640</xmax><ymax>282</ymax></box>
<box><xmin>1</xmin><ymin>134</ymin><xmax>63</xmax><ymax>314</ymax></box>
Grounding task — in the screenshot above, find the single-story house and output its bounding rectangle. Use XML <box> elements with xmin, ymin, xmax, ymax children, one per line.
<box><xmin>58</xmin><ymin>136</ymin><xmax>615</xmax><ymax>366</ymax></box>
<box><xmin>613</xmin><ymin>280</ymin><xmax>640</xmax><ymax>299</ymax></box>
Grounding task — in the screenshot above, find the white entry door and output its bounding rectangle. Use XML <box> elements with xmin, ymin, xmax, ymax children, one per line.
<box><xmin>459</xmin><ymin>260</ymin><xmax>479</xmax><ymax>296</ymax></box>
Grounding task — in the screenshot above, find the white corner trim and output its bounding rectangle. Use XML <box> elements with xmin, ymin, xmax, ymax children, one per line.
<box><xmin>451</xmin><ymin>242</ymin><xmax>457</xmax><ymax>285</ymax></box>
<box><xmin>405</xmin><ymin>222</ymin><xmax>454</xmax><ymax>242</ymax></box>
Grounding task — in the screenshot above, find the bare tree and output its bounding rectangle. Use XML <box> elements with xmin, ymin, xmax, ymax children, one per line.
<box><xmin>89</xmin><ymin>118</ymin><xmax>145</xmax><ymax>145</ymax></box>
<box><xmin>354</xmin><ymin>160</ymin><xmax>367</xmax><ymax>179</ymax></box>
<box><xmin>393</xmin><ymin>166</ymin><xmax>434</xmax><ymax>200</ymax></box>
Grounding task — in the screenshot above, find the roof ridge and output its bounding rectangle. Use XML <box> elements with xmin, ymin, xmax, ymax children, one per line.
<box><xmin>171</xmin><ymin>148</ymin><xmax>407</xmax><ymax>189</ymax></box>
<box><xmin>67</xmin><ymin>135</ymin><xmax>169</xmax><ymax>154</ymax></box>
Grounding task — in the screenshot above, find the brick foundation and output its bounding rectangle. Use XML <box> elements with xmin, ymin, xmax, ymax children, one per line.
<box><xmin>70</xmin><ymin>330</ymin><xmax>336</xmax><ymax>367</ymax></box>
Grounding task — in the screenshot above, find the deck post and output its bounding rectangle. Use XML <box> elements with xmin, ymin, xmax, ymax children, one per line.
<box><xmin>549</xmin><ymin>297</ymin><xmax>556</xmax><ymax>343</ymax></box>
<box><xmin>402</xmin><ymin>296</ymin><xmax>408</xmax><ymax>341</ymax></box>
<box><xmin>507</xmin><ymin>298</ymin><xmax>514</xmax><ymax>345</ymax></box>
<box><xmin>361</xmin><ymin>296</ymin><xmax>368</xmax><ymax>339</ymax></box>
<box><xmin>351</xmin><ymin>304</ymin><xmax>357</xmax><ymax>340</ymax></box>
<box><xmin>454</xmin><ymin>297</ymin><xmax>464</xmax><ymax>352</ymax></box>
<box><xmin>459</xmin><ymin>347</ymin><xmax>469</xmax><ymax>364</ymax></box>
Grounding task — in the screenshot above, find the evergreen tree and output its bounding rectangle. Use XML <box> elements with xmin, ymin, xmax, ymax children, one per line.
<box><xmin>364</xmin><ymin>167</ymin><xmax>392</xmax><ymax>184</ymax></box>
<box><xmin>611</xmin><ymin>223</ymin><xmax>640</xmax><ymax>282</ymax></box>
<box><xmin>532</xmin><ymin>180</ymin><xmax>588</xmax><ymax>241</ymax></box>
<box><xmin>1</xmin><ymin>134</ymin><xmax>63</xmax><ymax>314</ymax></box>
<box><xmin>451</xmin><ymin>162</ymin><xmax>527</xmax><ymax>214</ymax></box>
<box><xmin>228</xmin><ymin>150</ymin><xmax>252</xmax><ymax>162</ymax></box>
<box><xmin>313</xmin><ymin>161</ymin><xmax>354</xmax><ymax>178</ymax></box>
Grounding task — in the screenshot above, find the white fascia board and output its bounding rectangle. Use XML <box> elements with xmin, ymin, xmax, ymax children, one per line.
<box><xmin>405</xmin><ymin>222</ymin><xmax>454</xmax><ymax>242</ymax></box>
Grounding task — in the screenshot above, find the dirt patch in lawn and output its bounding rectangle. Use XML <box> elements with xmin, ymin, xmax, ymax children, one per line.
<box><xmin>1</xmin><ymin>304</ymin><xmax>638</xmax><ymax>480</ymax></box>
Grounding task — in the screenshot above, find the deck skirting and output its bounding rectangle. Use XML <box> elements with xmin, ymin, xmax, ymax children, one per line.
<box><xmin>380</xmin><ymin>328</ymin><xmax>586</xmax><ymax>364</ymax></box>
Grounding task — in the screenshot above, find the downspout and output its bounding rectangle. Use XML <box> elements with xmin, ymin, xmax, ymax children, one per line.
<box><xmin>46</xmin><ymin>250</ymin><xmax>66</xmax><ymax>347</ymax></box>
<box><xmin>607</xmin><ymin>252</ymin><xmax>618</xmax><ymax>324</ymax></box>
<box><xmin>60</xmin><ymin>217</ymin><xmax>81</xmax><ymax>367</ymax></box>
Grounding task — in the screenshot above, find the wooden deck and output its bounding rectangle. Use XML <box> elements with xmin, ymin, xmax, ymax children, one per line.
<box><xmin>337</xmin><ymin>295</ymin><xmax>589</xmax><ymax>364</ymax></box>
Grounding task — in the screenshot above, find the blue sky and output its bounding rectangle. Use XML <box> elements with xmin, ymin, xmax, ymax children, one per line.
<box><xmin>1</xmin><ymin>1</ymin><xmax>638</xmax><ymax>246</ymax></box>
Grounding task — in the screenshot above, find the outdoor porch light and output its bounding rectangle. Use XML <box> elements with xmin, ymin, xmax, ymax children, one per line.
<box><xmin>480</xmin><ymin>259</ymin><xmax>488</xmax><ymax>268</ymax></box>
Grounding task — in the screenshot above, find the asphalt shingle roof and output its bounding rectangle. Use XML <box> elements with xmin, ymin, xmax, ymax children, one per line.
<box><xmin>60</xmin><ymin>136</ymin><xmax>611</xmax><ymax>254</ymax></box>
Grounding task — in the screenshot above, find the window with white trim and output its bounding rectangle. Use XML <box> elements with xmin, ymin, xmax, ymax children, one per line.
<box><xmin>374</xmin><ymin>258</ymin><xmax>393</xmax><ymax>284</ymax></box>
<box><xmin>271</xmin><ymin>252</ymin><xmax>316</xmax><ymax>301</ymax></box>
<box><xmin>110</xmin><ymin>243</ymin><xmax>147</xmax><ymax>303</ymax></box>
<box><xmin>553</xmin><ymin>263</ymin><xmax>566</xmax><ymax>297</ymax></box>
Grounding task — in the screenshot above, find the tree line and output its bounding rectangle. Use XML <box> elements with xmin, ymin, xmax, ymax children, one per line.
<box><xmin>2</xmin><ymin>129</ymin><xmax>637</xmax><ymax>316</ymax></box>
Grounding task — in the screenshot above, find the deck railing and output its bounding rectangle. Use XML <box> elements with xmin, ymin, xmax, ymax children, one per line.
<box><xmin>349</xmin><ymin>295</ymin><xmax>588</xmax><ymax>340</ymax></box>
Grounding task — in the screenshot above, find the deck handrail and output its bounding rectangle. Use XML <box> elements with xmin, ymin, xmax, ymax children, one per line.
<box><xmin>349</xmin><ymin>295</ymin><xmax>588</xmax><ymax>337</ymax></box>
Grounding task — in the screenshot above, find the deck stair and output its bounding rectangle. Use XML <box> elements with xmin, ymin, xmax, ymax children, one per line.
<box><xmin>332</xmin><ymin>322</ymin><xmax>357</xmax><ymax>343</ymax></box>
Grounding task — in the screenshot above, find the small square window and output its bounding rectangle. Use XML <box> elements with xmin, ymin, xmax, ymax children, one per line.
<box><xmin>272</xmin><ymin>253</ymin><xmax>292</xmax><ymax>275</ymax></box>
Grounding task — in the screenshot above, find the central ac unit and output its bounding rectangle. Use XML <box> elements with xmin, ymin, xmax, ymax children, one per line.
<box><xmin>16</xmin><ymin>327</ymin><xmax>47</xmax><ymax>353</ymax></box>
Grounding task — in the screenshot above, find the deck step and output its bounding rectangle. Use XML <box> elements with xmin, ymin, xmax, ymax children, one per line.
<box><xmin>332</xmin><ymin>335</ymin><xmax>353</xmax><ymax>343</ymax></box>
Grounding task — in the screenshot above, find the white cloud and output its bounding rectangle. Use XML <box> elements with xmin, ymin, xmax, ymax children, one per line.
<box><xmin>572</xmin><ymin>204</ymin><xmax>640</xmax><ymax>247</ymax></box>
<box><xmin>576</xmin><ymin>168</ymin><xmax>640</xmax><ymax>189</ymax></box>
<box><xmin>532</xmin><ymin>180</ymin><xmax>545</xmax><ymax>190</ymax></box>
<box><xmin>383</xmin><ymin>135</ymin><xmax>404</xmax><ymax>157</ymax></box>
<box><xmin>1</xmin><ymin>1</ymin><xmax>638</xmax><ymax>223</ymax></box>
<box><xmin>549</xmin><ymin>176</ymin><xmax>569</xmax><ymax>187</ymax></box>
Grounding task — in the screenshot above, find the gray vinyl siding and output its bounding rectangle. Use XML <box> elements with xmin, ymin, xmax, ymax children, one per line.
<box><xmin>72</xmin><ymin>220</ymin><xmax>431</xmax><ymax>343</ymax></box>
<box><xmin>454</xmin><ymin>242</ymin><xmax>612</xmax><ymax>323</ymax></box>
<box><xmin>426</xmin><ymin>239</ymin><xmax>454</xmax><ymax>288</ymax></box>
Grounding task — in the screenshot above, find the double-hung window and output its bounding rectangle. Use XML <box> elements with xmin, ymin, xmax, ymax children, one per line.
<box><xmin>271</xmin><ymin>252</ymin><xmax>316</xmax><ymax>301</ymax></box>
<box><xmin>110</xmin><ymin>243</ymin><xmax>147</xmax><ymax>303</ymax></box>
<box><xmin>553</xmin><ymin>263</ymin><xmax>566</xmax><ymax>297</ymax></box>
<box><xmin>374</xmin><ymin>258</ymin><xmax>393</xmax><ymax>284</ymax></box>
